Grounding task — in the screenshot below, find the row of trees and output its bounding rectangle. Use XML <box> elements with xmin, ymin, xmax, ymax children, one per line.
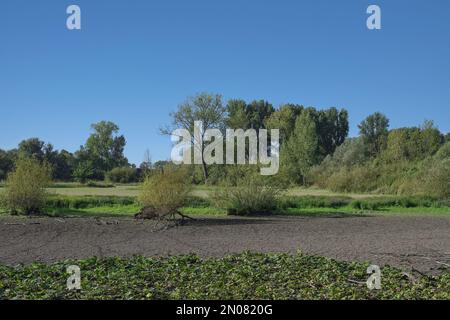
<box><xmin>311</xmin><ymin>112</ymin><xmax>450</xmax><ymax>197</ymax></box>
<box><xmin>164</xmin><ymin>93</ymin><xmax>350</xmax><ymax>184</ymax></box>
<box><xmin>0</xmin><ymin>121</ymin><xmax>148</xmax><ymax>183</ymax></box>
<box><xmin>164</xmin><ymin>93</ymin><xmax>449</xmax><ymax>197</ymax></box>
<box><xmin>1</xmin><ymin>92</ymin><xmax>449</xmax><ymax>196</ymax></box>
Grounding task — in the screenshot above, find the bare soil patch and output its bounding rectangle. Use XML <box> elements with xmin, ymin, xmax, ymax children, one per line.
<box><xmin>0</xmin><ymin>215</ymin><xmax>449</xmax><ymax>274</ymax></box>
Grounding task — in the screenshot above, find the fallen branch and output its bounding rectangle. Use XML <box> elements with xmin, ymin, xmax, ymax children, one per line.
<box><xmin>135</xmin><ymin>207</ymin><xmax>195</xmax><ymax>222</ymax></box>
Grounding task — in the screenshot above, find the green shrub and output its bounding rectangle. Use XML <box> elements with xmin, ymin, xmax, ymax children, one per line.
<box><xmin>138</xmin><ymin>170</ymin><xmax>191</xmax><ymax>214</ymax></box>
<box><xmin>106</xmin><ymin>167</ymin><xmax>139</xmax><ymax>184</ymax></box>
<box><xmin>434</xmin><ymin>142</ymin><xmax>450</xmax><ymax>160</ymax></box>
<box><xmin>326</xmin><ymin>165</ymin><xmax>379</xmax><ymax>193</ymax></box>
<box><xmin>422</xmin><ymin>160</ymin><xmax>450</xmax><ymax>198</ymax></box>
<box><xmin>212</xmin><ymin>176</ymin><xmax>285</xmax><ymax>215</ymax></box>
<box><xmin>2</xmin><ymin>157</ymin><xmax>52</xmax><ymax>215</ymax></box>
<box><xmin>85</xmin><ymin>181</ymin><xmax>115</xmax><ymax>188</ymax></box>
<box><xmin>73</xmin><ymin>162</ymin><xmax>94</xmax><ymax>184</ymax></box>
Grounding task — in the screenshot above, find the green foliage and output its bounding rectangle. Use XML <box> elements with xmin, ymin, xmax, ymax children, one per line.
<box><xmin>280</xmin><ymin>111</ymin><xmax>318</xmax><ymax>185</ymax></box>
<box><xmin>17</xmin><ymin>138</ymin><xmax>48</xmax><ymax>161</ymax></box>
<box><xmin>309</xmin><ymin>137</ymin><xmax>369</xmax><ymax>189</ymax></box>
<box><xmin>278</xmin><ymin>196</ymin><xmax>353</xmax><ymax>210</ymax></box>
<box><xmin>139</xmin><ymin>169</ymin><xmax>192</xmax><ymax>213</ymax></box>
<box><xmin>421</xmin><ymin>160</ymin><xmax>450</xmax><ymax>198</ymax></box>
<box><xmin>277</xmin><ymin>195</ymin><xmax>450</xmax><ymax>212</ymax></box>
<box><xmin>265</xmin><ymin>104</ymin><xmax>302</xmax><ymax>143</ymax></box>
<box><xmin>15</xmin><ymin>138</ymin><xmax>75</xmax><ymax>181</ymax></box>
<box><xmin>311</xmin><ymin>123</ymin><xmax>448</xmax><ymax>197</ymax></box>
<box><xmin>226</xmin><ymin>99</ymin><xmax>251</xmax><ymax>129</ymax></box>
<box><xmin>0</xmin><ymin>149</ymin><xmax>15</xmax><ymax>181</ymax></box>
<box><xmin>212</xmin><ymin>175</ymin><xmax>285</xmax><ymax>215</ymax></box>
<box><xmin>1</xmin><ymin>252</ymin><xmax>449</xmax><ymax>300</ymax></box>
<box><xmin>45</xmin><ymin>195</ymin><xmax>135</xmax><ymax>209</ymax></box>
<box><xmin>85</xmin><ymin>181</ymin><xmax>115</xmax><ymax>188</ymax></box>
<box><xmin>246</xmin><ymin>100</ymin><xmax>275</xmax><ymax>130</ymax></box>
<box><xmin>106</xmin><ymin>167</ymin><xmax>139</xmax><ymax>183</ymax></box>
<box><xmin>358</xmin><ymin>112</ymin><xmax>389</xmax><ymax>156</ymax></box>
<box><xmin>266</xmin><ymin>105</ymin><xmax>348</xmax><ymax>161</ymax></box>
<box><xmin>315</xmin><ymin>107</ymin><xmax>349</xmax><ymax>158</ymax></box>
<box><xmin>435</xmin><ymin>142</ymin><xmax>450</xmax><ymax>160</ymax></box>
<box><xmin>73</xmin><ymin>161</ymin><xmax>94</xmax><ymax>184</ymax></box>
<box><xmin>75</xmin><ymin>121</ymin><xmax>128</xmax><ymax>180</ymax></box>
<box><xmin>383</xmin><ymin>123</ymin><xmax>443</xmax><ymax>162</ymax></box>
<box><xmin>2</xmin><ymin>157</ymin><xmax>52</xmax><ymax>215</ymax></box>
<box><xmin>164</xmin><ymin>92</ymin><xmax>226</xmax><ymax>183</ymax></box>
<box><xmin>349</xmin><ymin>196</ymin><xmax>450</xmax><ymax>211</ymax></box>
<box><xmin>325</xmin><ymin>165</ymin><xmax>379</xmax><ymax>193</ymax></box>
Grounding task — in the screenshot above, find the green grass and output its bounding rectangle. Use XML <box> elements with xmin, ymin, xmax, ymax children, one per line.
<box><xmin>45</xmin><ymin>204</ymin><xmax>141</xmax><ymax>218</ymax></box>
<box><xmin>282</xmin><ymin>206</ymin><xmax>450</xmax><ymax>217</ymax></box>
<box><xmin>1</xmin><ymin>186</ymin><xmax>449</xmax><ymax>217</ymax></box>
<box><xmin>1</xmin><ymin>252</ymin><xmax>449</xmax><ymax>300</ymax></box>
<box><xmin>286</xmin><ymin>187</ymin><xmax>387</xmax><ymax>199</ymax></box>
<box><xmin>47</xmin><ymin>185</ymin><xmax>141</xmax><ymax>197</ymax></box>
<box><xmin>180</xmin><ymin>206</ymin><xmax>227</xmax><ymax>216</ymax></box>
<box><xmin>26</xmin><ymin>204</ymin><xmax>450</xmax><ymax>219</ymax></box>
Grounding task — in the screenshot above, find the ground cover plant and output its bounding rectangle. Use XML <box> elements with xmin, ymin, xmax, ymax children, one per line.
<box><xmin>0</xmin><ymin>252</ymin><xmax>449</xmax><ymax>300</ymax></box>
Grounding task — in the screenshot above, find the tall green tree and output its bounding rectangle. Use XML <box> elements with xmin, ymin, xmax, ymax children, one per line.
<box><xmin>265</xmin><ymin>104</ymin><xmax>303</xmax><ymax>143</ymax></box>
<box><xmin>358</xmin><ymin>112</ymin><xmax>390</xmax><ymax>156</ymax></box>
<box><xmin>76</xmin><ymin>121</ymin><xmax>128</xmax><ymax>180</ymax></box>
<box><xmin>445</xmin><ymin>132</ymin><xmax>450</xmax><ymax>143</ymax></box>
<box><xmin>18</xmin><ymin>138</ymin><xmax>47</xmax><ymax>161</ymax></box>
<box><xmin>0</xmin><ymin>149</ymin><xmax>16</xmax><ymax>181</ymax></box>
<box><xmin>17</xmin><ymin>138</ymin><xmax>74</xmax><ymax>181</ymax></box>
<box><xmin>420</xmin><ymin>120</ymin><xmax>444</xmax><ymax>156</ymax></box>
<box><xmin>281</xmin><ymin>111</ymin><xmax>318</xmax><ymax>185</ymax></box>
<box><xmin>163</xmin><ymin>93</ymin><xmax>226</xmax><ymax>183</ymax></box>
<box><xmin>316</xmin><ymin>107</ymin><xmax>349</xmax><ymax>159</ymax></box>
<box><xmin>226</xmin><ymin>99</ymin><xmax>250</xmax><ymax>129</ymax></box>
<box><xmin>247</xmin><ymin>100</ymin><xmax>275</xmax><ymax>131</ymax></box>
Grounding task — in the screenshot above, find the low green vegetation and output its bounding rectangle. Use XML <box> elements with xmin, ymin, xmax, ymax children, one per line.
<box><xmin>138</xmin><ymin>170</ymin><xmax>191</xmax><ymax>216</ymax></box>
<box><xmin>1</xmin><ymin>252</ymin><xmax>448</xmax><ymax>300</ymax></box>
<box><xmin>0</xmin><ymin>157</ymin><xmax>52</xmax><ymax>215</ymax></box>
<box><xmin>2</xmin><ymin>192</ymin><xmax>448</xmax><ymax>218</ymax></box>
<box><xmin>212</xmin><ymin>175</ymin><xmax>285</xmax><ymax>215</ymax></box>
<box><xmin>46</xmin><ymin>195</ymin><xmax>136</xmax><ymax>209</ymax></box>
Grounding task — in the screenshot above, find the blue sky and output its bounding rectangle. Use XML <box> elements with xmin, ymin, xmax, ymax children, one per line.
<box><xmin>1</xmin><ymin>0</ymin><xmax>449</xmax><ymax>165</ymax></box>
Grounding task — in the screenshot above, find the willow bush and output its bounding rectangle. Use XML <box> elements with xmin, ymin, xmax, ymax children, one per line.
<box><xmin>138</xmin><ymin>169</ymin><xmax>191</xmax><ymax>217</ymax></box>
<box><xmin>2</xmin><ymin>157</ymin><xmax>52</xmax><ymax>215</ymax></box>
<box><xmin>212</xmin><ymin>175</ymin><xmax>285</xmax><ymax>215</ymax></box>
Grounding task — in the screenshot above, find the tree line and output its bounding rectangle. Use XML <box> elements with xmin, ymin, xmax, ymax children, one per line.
<box><xmin>1</xmin><ymin>92</ymin><xmax>449</xmax><ymax>196</ymax></box>
<box><xmin>0</xmin><ymin>121</ymin><xmax>151</xmax><ymax>183</ymax></box>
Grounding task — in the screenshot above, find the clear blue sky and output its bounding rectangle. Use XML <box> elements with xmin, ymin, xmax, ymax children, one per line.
<box><xmin>1</xmin><ymin>0</ymin><xmax>449</xmax><ymax>165</ymax></box>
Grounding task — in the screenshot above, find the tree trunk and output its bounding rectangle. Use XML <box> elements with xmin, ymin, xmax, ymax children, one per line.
<box><xmin>201</xmin><ymin>160</ymin><xmax>208</xmax><ymax>184</ymax></box>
